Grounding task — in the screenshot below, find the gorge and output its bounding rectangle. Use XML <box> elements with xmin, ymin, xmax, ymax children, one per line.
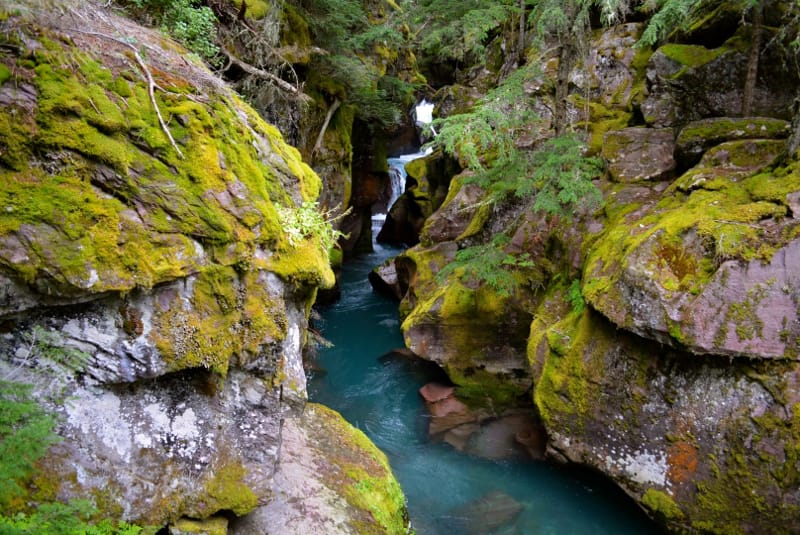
<box><xmin>1</xmin><ymin>0</ymin><xmax>800</xmax><ymax>534</ymax></box>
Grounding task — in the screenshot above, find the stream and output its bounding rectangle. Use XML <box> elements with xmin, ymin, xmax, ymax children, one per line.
<box><xmin>307</xmin><ymin>156</ymin><xmax>660</xmax><ymax>534</ymax></box>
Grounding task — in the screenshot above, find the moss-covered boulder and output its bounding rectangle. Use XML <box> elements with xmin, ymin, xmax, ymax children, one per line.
<box><xmin>585</xmin><ymin>140</ymin><xmax>799</xmax><ymax>359</ymax></box>
<box><xmin>232</xmin><ymin>403</ymin><xmax>408</xmax><ymax>535</ymax></box>
<box><xmin>642</xmin><ymin>35</ymin><xmax>798</xmax><ymax>127</ymax></box>
<box><xmin>602</xmin><ymin>127</ymin><xmax>676</xmax><ymax>182</ymax></box>
<box><xmin>0</xmin><ymin>4</ymin><xmax>392</xmax><ymax>532</ymax></box>
<box><xmin>530</xmin><ymin>304</ymin><xmax>800</xmax><ymax>533</ymax></box>
<box><xmin>676</xmin><ymin>117</ymin><xmax>791</xmax><ymax>168</ymax></box>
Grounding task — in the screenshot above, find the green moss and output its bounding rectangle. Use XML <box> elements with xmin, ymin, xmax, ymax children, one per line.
<box><xmin>266</xmin><ymin>238</ymin><xmax>336</xmax><ymax>289</ymax></box>
<box><xmin>534</xmin><ymin>308</ymin><xmax>602</xmax><ymax>427</ymax></box>
<box><xmin>0</xmin><ymin>23</ymin><xmax>331</xmax><ymax>301</ymax></box>
<box><xmin>308</xmin><ymin>404</ymin><xmax>407</xmax><ymax>534</ymax></box>
<box><xmin>171</xmin><ymin>517</ymin><xmax>227</xmax><ymax>535</ymax></box>
<box><xmin>677</xmin><ymin>118</ymin><xmax>790</xmax><ymax>154</ymax></box>
<box><xmin>0</xmin><ymin>63</ymin><xmax>10</xmax><ymax>85</ymax></box>
<box><xmin>642</xmin><ymin>488</ymin><xmax>685</xmax><ymax>521</ymax></box>
<box><xmin>202</xmin><ymin>461</ymin><xmax>258</xmax><ymax>516</ymax></box>
<box><xmin>230</xmin><ymin>0</ymin><xmax>268</xmax><ymax>19</ymax></box>
<box><xmin>659</xmin><ymin>43</ymin><xmax>726</xmax><ymax>76</ymax></box>
<box><xmin>151</xmin><ymin>265</ymin><xmax>288</xmax><ymax>376</ymax></box>
<box><xmin>571</xmin><ymin>96</ymin><xmax>632</xmax><ymax>155</ymax></box>
<box><xmin>585</xmin><ymin>151</ymin><xmax>799</xmax><ymax>320</ymax></box>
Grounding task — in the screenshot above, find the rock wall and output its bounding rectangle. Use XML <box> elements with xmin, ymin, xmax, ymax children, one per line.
<box><xmin>395</xmin><ymin>5</ymin><xmax>800</xmax><ymax>532</ymax></box>
<box><xmin>0</xmin><ymin>4</ymin><xmax>406</xmax><ymax>533</ymax></box>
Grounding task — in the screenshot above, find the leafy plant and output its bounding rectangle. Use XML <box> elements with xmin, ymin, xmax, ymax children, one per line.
<box><xmin>431</xmin><ymin>63</ymin><xmax>540</xmax><ymax>172</ymax></box>
<box><xmin>436</xmin><ymin>234</ymin><xmax>535</xmax><ymax>297</ymax></box>
<box><xmin>0</xmin><ymin>377</ymin><xmax>149</xmax><ymax>534</ymax></box>
<box><xmin>567</xmin><ymin>278</ymin><xmax>585</xmax><ymax>313</ymax></box>
<box><xmin>277</xmin><ymin>201</ymin><xmax>348</xmax><ymax>252</ymax></box>
<box><xmin>412</xmin><ymin>0</ymin><xmax>519</xmax><ymax>63</ymax></box>
<box><xmin>0</xmin><ymin>380</ymin><xmax>59</xmax><ymax>509</ymax></box>
<box><xmin>433</xmin><ymin>66</ymin><xmax>603</xmax><ymax>218</ymax></box>
<box><xmin>525</xmin><ymin>134</ymin><xmax>604</xmax><ymax>216</ymax></box>
<box><xmin>120</xmin><ymin>0</ymin><xmax>219</xmax><ymax>60</ymax></box>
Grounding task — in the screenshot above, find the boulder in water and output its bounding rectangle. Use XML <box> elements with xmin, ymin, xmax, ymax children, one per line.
<box><xmin>446</xmin><ymin>490</ymin><xmax>523</xmax><ymax>535</ymax></box>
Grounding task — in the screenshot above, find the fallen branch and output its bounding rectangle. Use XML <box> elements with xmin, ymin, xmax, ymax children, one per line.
<box><xmin>66</xmin><ymin>28</ymin><xmax>185</xmax><ymax>159</ymax></box>
<box><xmin>313</xmin><ymin>98</ymin><xmax>341</xmax><ymax>155</ymax></box>
<box><xmin>220</xmin><ymin>45</ymin><xmax>304</xmax><ymax>97</ymax></box>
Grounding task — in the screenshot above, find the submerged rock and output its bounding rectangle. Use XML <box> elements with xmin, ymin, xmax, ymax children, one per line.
<box><xmin>446</xmin><ymin>491</ymin><xmax>523</xmax><ymax>535</ymax></box>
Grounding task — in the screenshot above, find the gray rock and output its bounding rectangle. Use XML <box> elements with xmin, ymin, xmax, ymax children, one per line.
<box><xmin>602</xmin><ymin>128</ymin><xmax>676</xmax><ymax>182</ymax></box>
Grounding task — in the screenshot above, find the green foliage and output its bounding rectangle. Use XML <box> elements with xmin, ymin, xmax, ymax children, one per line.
<box><xmin>530</xmin><ymin>0</ymin><xmax>629</xmax><ymax>43</ymax></box>
<box><xmin>120</xmin><ymin>0</ymin><xmax>219</xmax><ymax>60</ymax></box>
<box><xmin>432</xmin><ymin>62</ymin><xmax>602</xmax><ymax>218</ymax></box>
<box><xmin>0</xmin><ymin>380</ymin><xmax>58</xmax><ymax>508</ymax></box>
<box><xmin>436</xmin><ymin>234</ymin><xmax>534</xmax><ymax>297</ymax></box>
<box><xmin>299</xmin><ymin>0</ymin><xmax>414</xmax><ymax>126</ymax></box>
<box><xmin>636</xmin><ymin>0</ymin><xmax>702</xmax><ymax>47</ymax></box>
<box><xmin>567</xmin><ymin>278</ymin><xmax>585</xmax><ymax>313</ymax></box>
<box><xmin>413</xmin><ymin>0</ymin><xmax>519</xmax><ymax>62</ymax></box>
<box><xmin>0</xmin><ymin>379</ymin><xmax>148</xmax><ymax>534</ymax></box>
<box><xmin>526</xmin><ymin>134</ymin><xmax>604</xmax><ymax>216</ymax></box>
<box><xmin>0</xmin><ymin>501</ymin><xmax>146</xmax><ymax>534</ymax></box>
<box><xmin>301</xmin><ymin>0</ymin><xmax>368</xmax><ymax>51</ymax></box>
<box><xmin>277</xmin><ymin>201</ymin><xmax>348</xmax><ymax>252</ymax></box>
<box><xmin>432</xmin><ymin>63</ymin><xmax>540</xmax><ymax>172</ymax></box>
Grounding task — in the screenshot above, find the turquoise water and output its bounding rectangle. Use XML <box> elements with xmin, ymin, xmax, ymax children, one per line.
<box><xmin>308</xmin><ymin>244</ymin><xmax>660</xmax><ymax>535</ymax></box>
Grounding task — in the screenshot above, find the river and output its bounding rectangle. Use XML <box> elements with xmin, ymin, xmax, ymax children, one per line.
<box><xmin>307</xmin><ymin>236</ymin><xmax>660</xmax><ymax>534</ymax></box>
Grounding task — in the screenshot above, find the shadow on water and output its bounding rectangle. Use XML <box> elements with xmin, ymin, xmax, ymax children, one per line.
<box><xmin>307</xmin><ymin>241</ymin><xmax>662</xmax><ymax>534</ymax></box>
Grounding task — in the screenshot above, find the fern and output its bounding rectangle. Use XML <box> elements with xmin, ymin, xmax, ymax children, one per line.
<box><xmin>431</xmin><ymin>62</ymin><xmax>540</xmax><ymax>172</ymax></box>
<box><xmin>567</xmin><ymin>278</ymin><xmax>585</xmax><ymax>313</ymax></box>
<box><xmin>277</xmin><ymin>201</ymin><xmax>348</xmax><ymax>252</ymax></box>
<box><xmin>637</xmin><ymin>0</ymin><xmax>704</xmax><ymax>47</ymax></box>
<box><xmin>527</xmin><ymin>134</ymin><xmax>604</xmax><ymax>216</ymax></box>
<box><xmin>120</xmin><ymin>0</ymin><xmax>219</xmax><ymax>60</ymax></box>
<box><xmin>414</xmin><ymin>0</ymin><xmax>519</xmax><ymax>62</ymax></box>
<box><xmin>0</xmin><ymin>381</ymin><xmax>58</xmax><ymax>508</ymax></box>
<box><xmin>436</xmin><ymin>235</ymin><xmax>534</xmax><ymax>297</ymax></box>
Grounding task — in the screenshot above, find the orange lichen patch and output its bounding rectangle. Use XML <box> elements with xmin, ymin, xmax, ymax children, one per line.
<box><xmin>667</xmin><ymin>441</ymin><xmax>699</xmax><ymax>485</ymax></box>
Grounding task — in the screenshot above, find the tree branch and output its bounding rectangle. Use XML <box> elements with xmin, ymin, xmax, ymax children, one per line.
<box><xmin>220</xmin><ymin>45</ymin><xmax>305</xmax><ymax>97</ymax></box>
<box><xmin>313</xmin><ymin>98</ymin><xmax>341</xmax><ymax>155</ymax></box>
<box><xmin>66</xmin><ymin>29</ymin><xmax>185</xmax><ymax>159</ymax></box>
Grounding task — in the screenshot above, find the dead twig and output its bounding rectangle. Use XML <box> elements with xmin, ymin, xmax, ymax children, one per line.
<box><xmin>312</xmin><ymin>98</ymin><xmax>340</xmax><ymax>155</ymax></box>
<box><xmin>220</xmin><ymin>44</ymin><xmax>306</xmax><ymax>98</ymax></box>
<box><xmin>65</xmin><ymin>28</ymin><xmax>185</xmax><ymax>159</ymax></box>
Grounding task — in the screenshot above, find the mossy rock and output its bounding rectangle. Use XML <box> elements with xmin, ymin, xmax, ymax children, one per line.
<box><xmin>248</xmin><ymin>403</ymin><xmax>409</xmax><ymax>534</ymax></box>
<box><xmin>584</xmin><ymin>150</ymin><xmax>800</xmax><ymax>359</ymax></box>
<box><xmin>170</xmin><ymin>516</ymin><xmax>228</xmax><ymax>535</ymax></box>
<box><xmin>676</xmin><ymin>117</ymin><xmax>791</xmax><ymax>168</ymax></box>
<box><xmin>0</xmin><ymin>12</ymin><xmax>333</xmax><ymax>308</ymax></box>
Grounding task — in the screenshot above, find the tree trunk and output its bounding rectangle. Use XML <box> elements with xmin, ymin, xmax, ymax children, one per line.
<box><xmin>554</xmin><ymin>42</ymin><xmax>575</xmax><ymax>136</ymax></box>
<box><xmin>787</xmin><ymin>97</ymin><xmax>800</xmax><ymax>157</ymax></box>
<box><xmin>741</xmin><ymin>5</ymin><xmax>762</xmax><ymax>117</ymax></box>
<box><xmin>517</xmin><ymin>0</ymin><xmax>526</xmax><ymax>65</ymax></box>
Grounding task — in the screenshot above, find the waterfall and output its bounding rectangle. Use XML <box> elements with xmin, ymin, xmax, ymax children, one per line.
<box><xmin>370</xmin><ymin>99</ymin><xmax>437</xmax><ymax>245</ymax></box>
<box><xmin>414</xmin><ymin>99</ymin><xmax>436</xmax><ymax>136</ymax></box>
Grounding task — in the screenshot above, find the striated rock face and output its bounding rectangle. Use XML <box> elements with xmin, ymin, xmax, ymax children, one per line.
<box><xmin>0</xmin><ymin>4</ymin><xmax>405</xmax><ymax>533</ymax></box>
